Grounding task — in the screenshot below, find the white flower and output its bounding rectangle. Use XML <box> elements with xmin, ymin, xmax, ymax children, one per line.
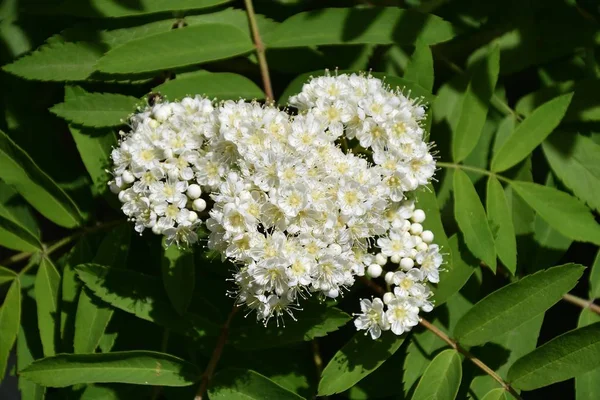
<box><xmin>385</xmin><ymin>298</ymin><xmax>420</xmax><ymax>335</ymax></box>
<box><xmin>354</xmin><ymin>298</ymin><xmax>390</xmax><ymax>339</ymax></box>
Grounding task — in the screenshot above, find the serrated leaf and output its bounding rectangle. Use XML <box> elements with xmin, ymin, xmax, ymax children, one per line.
<box><xmin>208</xmin><ymin>368</ymin><xmax>304</xmax><ymax>400</ymax></box>
<box><xmin>280</xmin><ymin>70</ymin><xmax>434</xmax><ymax>106</ymax></box>
<box><xmin>75</xmin><ymin>263</ymin><xmax>218</xmax><ymax>337</ymax></box>
<box><xmin>51</xmin><ymin>86</ymin><xmax>139</xmax><ymax>128</ymax></box>
<box><xmin>454</xmin><ymin>263</ymin><xmax>585</xmax><ymax>346</ymax></box>
<box><xmin>590</xmin><ymin>250</ymin><xmax>600</xmax><ymax>299</ymax></box>
<box><xmin>161</xmin><ymin>243</ymin><xmax>195</xmax><ymax>315</ymax></box>
<box><xmin>19</xmin><ymin>351</ymin><xmax>200</xmax><ymax>387</ymax></box>
<box><xmin>508</xmin><ymin>322</ymin><xmax>600</xmax><ymax>390</ymax></box>
<box><xmin>486</xmin><ymin>176</ymin><xmax>517</xmax><ymax>273</ymax></box>
<box><xmin>318</xmin><ymin>331</ymin><xmax>405</xmax><ymax>395</ymax></box>
<box><xmin>481</xmin><ymin>388</ymin><xmax>508</xmax><ymax>400</ymax></box>
<box><xmin>492</xmin><ymin>93</ymin><xmax>573</xmax><ymax>172</ymax></box>
<box><xmin>0</xmin><ymin>129</ymin><xmax>84</xmax><ymax>228</ymax></box>
<box><xmin>576</xmin><ymin>309</ymin><xmax>600</xmax><ymax>400</ymax></box>
<box><xmin>3</xmin><ymin>41</ymin><xmax>102</xmax><ymax>81</ymax></box>
<box><xmin>265</xmin><ymin>8</ymin><xmax>455</xmax><ymax>48</ymax></box>
<box><xmin>509</xmin><ymin>181</ymin><xmax>600</xmax><ymax>245</ymax></box>
<box><xmin>0</xmin><ymin>278</ymin><xmax>21</xmax><ymax>379</ymax></box>
<box><xmin>404</xmin><ymin>40</ymin><xmax>434</xmax><ymax>92</ymax></box>
<box><xmin>74</xmin><ymin>226</ymin><xmax>130</xmax><ymax>354</ymax></box>
<box><xmin>97</xmin><ymin>23</ymin><xmax>253</xmax><ymax>74</ymax></box>
<box><xmin>230</xmin><ymin>301</ymin><xmax>350</xmax><ymax>350</ymax></box>
<box><xmin>0</xmin><ymin>265</ymin><xmax>17</xmax><ymax>285</ymax></box>
<box><xmin>412</xmin><ymin>349</ymin><xmax>462</xmax><ymax>400</ymax></box>
<box><xmin>35</xmin><ymin>257</ymin><xmax>61</xmax><ymax>356</ymax></box>
<box><xmin>432</xmin><ymin>234</ymin><xmax>477</xmax><ymax>306</ymax></box>
<box><xmin>543</xmin><ymin>133</ymin><xmax>600</xmax><ymax>213</ymax></box>
<box><xmin>452</xmin><ymin>46</ymin><xmax>500</xmax><ymax>162</ymax></box>
<box><xmin>35</xmin><ymin>0</ymin><xmax>231</xmax><ymax>18</ymax></box>
<box><xmin>153</xmin><ymin>71</ymin><xmax>264</xmax><ymax>100</ymax></box>
<box><xmin>453</xmin><ymin>168</ymin><xmax>497</xmax><ymax>271</ymax></box>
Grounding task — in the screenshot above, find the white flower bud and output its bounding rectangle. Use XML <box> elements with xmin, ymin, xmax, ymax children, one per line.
<box><xmin>416</xmin><ymin>242</ymin><xmax>429</xmax><ymax>252</ymax></box>
<box><xmin>390</xmin><ymin>254</ymin><xmax>401</xmax><ymax>264</ymax></box>
<box><xmin>409</xmin><ymin>249</ymin><xmax>418</xmax><ymax>258</ymax></box>
<box><xmin>400</xmin><ymin>257</ymin><xmax>414</xmax><ymax>270</ymax></box>
<box><xmin>122</xmin><ymin>170</ymin><xmax>135</xmax><ymax>184</ymax></box>
<box><xmin>192</xmin><ymin>198</ymin><xmax>207</xmax><ymax>212</ymax></box>
<box><xmin>384</xmin><ymin>271</ymin><xmax>395</xmax><ymax>284</ymax></box>
<box><xmin>152</xmin><ymin>225</ymin><xmax>162</xmax><ymax>235</ymax></box>
<box><xmin>187</xmin><ymin>184</ymin><xmax>202</xmax><ymax>199</ymax></box>
<box><xmin>413</xmin><ymin>235</ymin><xmax>423</xmax><ymax>246</ymax></box>
<box><xmin>148</xmin><ymin>119</ymin><xmax>159</xmax><ymax>129</ymax></box>
<box><xmin>367</xmin><ymin>264</ymin><xmax>383</xmax><ymax>278</ymax></box>
<box><xmin>327</xmin><ymin>288</ymin><xmax>339</xmax><ymax>298</ymax></box>
<box><xmin>410</xmin><ymin>223</ymin><xmax>423</xmax><ymax>235</ymax></box>
<box><xmin>375</xmin><ymin>253</ymin><xmax>388</xmax><ymax>266</ymax></box>
<box><xmin>109</xmin><ymin>181</ymin><xmax>121</xmax><ymax>194</ymax></box>
<box><xmin>117</xmin><ymin>191</ymin><xmax>127</xmax><ymax>203</ymax></box>
<box><xmin>383</xmin><ymin>292</ymin><xmax>395</xmax><ymax>304</ymax></box>
<box><xmin>412</xmin><ymin>209</ymin><xmax>426</xmax><ymax>223</ymax></box>
<box><xmin>421</xmin><ymin>230</ymin><xmax>434</xmax><ymax>243</ymax></box>
<box><xmin>188</xmin><ymin>211</ymin><xmax>198</xmax><ymax>223</ymax></box>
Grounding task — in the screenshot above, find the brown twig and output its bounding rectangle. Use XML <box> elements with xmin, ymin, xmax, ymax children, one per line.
<box><xmin>563</xmin><ymin>293</ymin><xmax>600</xmax><ymax>315</ymax></box>
<box><xmin>243</xmin><ymin>0</ymin><xmax>274</xmax><ymax>103</ymax></box>
<box><xmin>359</xmin><ymin>277</ymin><xmax>523</xmax><ymax>400</ymax></box>
<box><xmin>194</xmin><ymin>306</ymin><xmax>239</xmax><ymax>400</ymax></box>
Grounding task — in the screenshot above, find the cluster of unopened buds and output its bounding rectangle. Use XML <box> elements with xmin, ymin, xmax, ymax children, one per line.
<box><xmin>109</xmin><ymin>71</ymin><xmax>443</xmax><ymax>339</ymax></box>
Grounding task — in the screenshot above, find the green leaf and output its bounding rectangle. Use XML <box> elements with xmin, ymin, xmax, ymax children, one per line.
<box><xmin>96</xmin><ymin>24</ymin><xmax>253</xmax><ymax>74</ymax></box>
<box><xmin>481</xmin><ymin>388</ymin><xmax>508</xmax><ymax>400</ymax></box>
<box><xmin>279</xmin><ymin>70</ymin><xmax>434</xmax><ymax>107</ymax></box>
<box><xmin>402</xmin><ymin>329</ymin><xmax>445</xmax><ymax>393</ymax></box>
<box><xmin>453</xmin><ymin>168</ymin><xmax>497</xmax><ymax>271</ymax></box>
<box><xmin>543</xmin><ymin>133</ymin><xmax>600</xmax><ymax>213</ymax></box>
<box><xmin>36</xmin><ymin>0</ymin><xmax>231</xmax><ymax>18</ymax></box>
<box><xmin>404</xmin><ymin>41</ymin><xmax>434</xmax><ymax>92</ymax></box>
<box><xmin>35</xmin><ymin>257</ymin><xmax>61</xmax><ymax>357</ymax></box>
<box><xmin>590</xmin><ymin>250</ymin><xmax>600</xmax><ymax>299</ymax></box>
<box><xmin>509</xmin><ymin>181</ymin><xmax>600</xmax><ymax>245</ymax></box>
<box><xmin>265</xmin><ymin>8</ymin><xmax>455</xmax><ymax>48</ymax></box>
<box><xmin>0</xmin><ymin>278</ymin><xmax>21</xmax><ymax>379</ymax></box>
<box><xmin>208</xmin><ymin>368</ymin><xmax>304</xmax><ymax>400</ymax></box>
<box><xmin>491</xmin><ymin>93</ymin><xmax>573</xmax><ymax>172</ymax></box>
<box><xmin>2</xmin><ymin>41</ymin><xmax>102</xmax><ymax>81</ymax></box>
<box><xmin>19</xmin><ymin>351</ymin><xmax>200</xmax><ymax>387</ymax></box>
<box><xmin>0</xmin><ymin>182</ymin><xmax>40</xmax><ymax>239</ymax></box>
<box><xmin>432</xmin><ymin>234</ymin><xmax>477</xmax><ymax>306</ymax></box>
<box><xmin>454</xmin><ymin>263</ymin><xmax>585</xmax><ymax>346</ymax></box>
<box><xmin>75</xmin><ymin>264</ymin><xmax>217</xmax><ymax>337</ymax></box>
<box><xmin>318</xmin><ymin>331</ymin><xmax>405</xmax><ymax>395</ymax></box>
<box><xmin>0</xmin><ymin>210</ymin><xmax>42</xmax><ymax>252</ymax></box>
<box><xmin>486</xmin><ymin>176</ymin><xmax>517</xmax><ymax>273</ymax></box>
<box><xmin>161</xmin><ymin>244</ymin><xmax>195</xmax><ymax>315</ymax></box>
<box><xmin>0</xmin><ymin>129</ymin><xmax>84</xmax><ymax>228</ymax></box>
<box><xmin>452</xmin><ymin>46</ymin><xmax>500</xmax><ymax>162</ymax></box>
<box><xmin>413</xmin><ymin>185</ymin><xmax>450</xmax><ymax>259</ymax></box>
<box><xmin>51</xmin><ymin>86</ymin><xmax>139</xmax><ymax>128</ymax></box>
<box><xmin>74</xmin><ymin>226</ymin><xmax>130</xmax><ymax>354</ymax></box>
<box><xmin>230</xmin><ymin>301</ymin><xmax>350</xmax><ymax>350</ymax></box>
<box><xmin>61</xmin><ymin>238</ymin><xmax>93</xmax><ymax>352</ymax></box>
<box><xmin>0</xmin><ymin>265</ymin><xmax>17</xmax><ymax>285</ymax></box>
<box><xmin>576</xmin><ymin>309</ymin><xmax>600</xmax><ymax>400</ymax></box>
<box><xmin>508</xmin><ymin>322</ymin><xmax>600</xmax><ymax>390</ymax></box>
<box><xmin>153</xmin><ymin>71</ymin><xmax>264</xmax><ymax>100</ymax></box>
<box><xmin>412</xmin><ymin>349</ymin><xmax>462</xmax><ymax>400</ymax></box>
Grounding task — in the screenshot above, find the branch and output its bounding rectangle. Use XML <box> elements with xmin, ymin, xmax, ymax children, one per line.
<box><xmin>194</xmin><ymin>306</ymin><xmax>239</xmax><ymax>400</ymax></box>
<box><xmin>563</xmin><ymin>293</ymin><xmax>600</xmax><ymax>315</ymax></box>
<box><xmin>359</xmin><ymin>277</ymin><xmax>523</xmax><ymax>400</ymax></box>
<box><xmin>243</xmin><ymin>0</ymin><xmax>274</xmax><ymax>103</ymax></box>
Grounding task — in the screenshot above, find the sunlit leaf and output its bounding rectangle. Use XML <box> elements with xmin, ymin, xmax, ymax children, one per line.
<box><xmin>411</xmin><ymin>349</ymin><xmax>462</xmax><ymax>400</ymax></box>
<box><xmin>208</xmin><ymin>368</ymin><xmax>304</xmax><ymax>400</ymax></box>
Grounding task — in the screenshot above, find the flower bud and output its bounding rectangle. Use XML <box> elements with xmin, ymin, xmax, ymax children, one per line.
<box><xmin>416</xmin><ymin>242</ymin><xmax>429</xmax><ymax>252</ymax></box>
<box><xmin>412</xmin><ymin>209</ymin><xmax>426</xmax><ymax>223</ymax></box>
<box><xmin>390</xmin><ymin>254</ymin><xmax>401</xmax><ymax>264</ymax></box>
<box><xmin>383</xmin><ymin>292</ymin><xmax>395</xmax><ymax>304</ymax></box>
<box><xmin>384</xmin><ymin>271</ymin><xmax>394</xmax><ymax>284</ymax></box>
<box><xmin>122</xmin><ymin>170</ymin><xmax>135</xmax><ymax>185</ymax></box>
<box><xmin>375</xmin><ymin>253</ymin><xmax>388</xmax><ymax>266</ymax></box>
<box><xmin>410</xmin><ymin>223</ymin><xmax>423</xmax><ymax>235</ymax></box>
<box><xmin>188</xmin><ymin>211</ymin><xmax>199</xmax><ymax>223</ymax></box>
<box><xmin>400</xmin><ymin>257</ymin><xmax>414</xmax><ymax>270</ymax></box>
<box><xmin>421</xmin><ymin>230</ymin><xmax>434</xmax><ymax>243</ymax></box>
<box><xmin>367</xmin><ymin>264</ymin><xmax>383</xmax><ymax>278</ymax></box>
<box><xmin>187</xmin><ymin>184</ymin><xmax>202</xmax><ymax>199</ymax></box>
<box><xmin>192</xmin><ymin>198</ymin><xmax>207</xmax><ymax>212</ymax></box>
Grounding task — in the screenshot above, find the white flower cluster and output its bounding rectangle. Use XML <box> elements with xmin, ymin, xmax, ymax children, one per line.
<box><xmin>109</xmin><ymin>71</ymin><xmax>443</xmax><ymax>339</ymax></box>
<box><xmin>108</xmin><ymin>96</ymin><xmax>217</xmax><ymax>246</ymax></box>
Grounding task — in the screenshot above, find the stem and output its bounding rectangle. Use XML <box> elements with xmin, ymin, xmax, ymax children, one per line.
<box><xmin>359</xmin><ymin>277</ymin><xmax>523</xmax><ymax>400</ymax></box>
<box><xmin>436</xmin><ymin>161</ymin><xmax>511</xmax><ymax>183</ymax></box>
<box><xmin>563</xmin><ymin>293</ymin><xmax>600</xmax><ymax>315</ymax></box>
<box><xmin>243</xmin><ymin>0</ymin><xmax>274</xmax><ymax>103</ymax></box>
<box><xmin>194</xmin><ymin>306</ymin><xmax>239</xmax><ymax>400</ymax></box>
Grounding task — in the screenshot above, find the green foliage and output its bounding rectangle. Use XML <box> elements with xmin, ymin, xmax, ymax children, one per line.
<box><xmin>154</xmin><ymin>71</ymin><xmax>265</xmax><ymax>100</ymax></box>
<box><xmin>161</xmin><ymin>243</ymin><xmax>195</xmax><ymax>315</ymax></box>
<box><xmin>35</xmin><ymin>258</ymin><xmax>61</xmax><ymax>357</ymax></box>
<box><xmin>403</xmin><ymin>41</ymin><xmax>434</xmax><ymax>92</ymax></box>
<box><xmin>0</xmin><ymin>276</ymin><xmax>20</xmax><ymax>379</ymax></box>
<box><xmin>412</xmin><ymin>349</ymin><xmax>462</xmax><ymax>400</ymax></box>
<box><xmin>486</xmin><ymin>176</ymin><xmax>517</xmax><ymax>273</ymax></box>
<box><xmin>208</xmin><ymin>368</ymin><xmax>304</xmax><ymax>400</ymax></box>
<box><xmin>454</xmin><ymin>264</ymin><xmax>585</xmax><ymax>346</ymax></box>
<box><xmin>20</xmin><ymin>351</ymin><xmax>201</xmax><ymax>387</ymax></box>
